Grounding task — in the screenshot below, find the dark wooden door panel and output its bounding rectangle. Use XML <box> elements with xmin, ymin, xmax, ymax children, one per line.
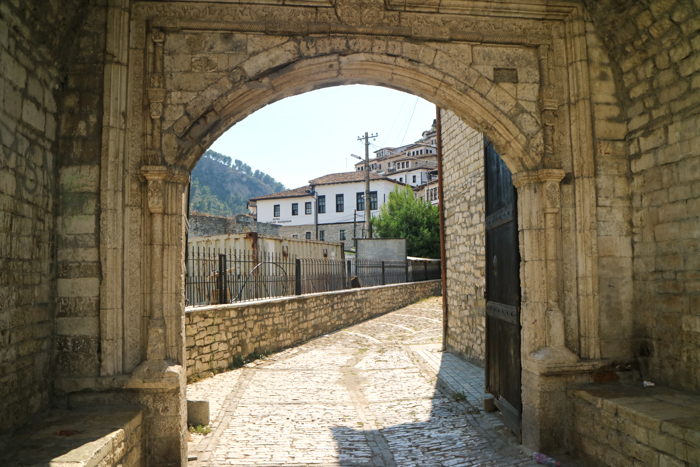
<box><xmin>484</xmin><ymin>137</ymin><xmax>522</xmax><ymax>439</ymax></box>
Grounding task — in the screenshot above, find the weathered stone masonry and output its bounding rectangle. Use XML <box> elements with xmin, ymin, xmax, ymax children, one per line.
<box><xmin>0</xmin><ymin>0</ymin><xmax>81</xmax><ymax>434</ymax></box>
<box><xmin>2</xmin><ymin>1</ymin><xmax>700</xmax><ymax>465</ymax></box>
<box><xmin>185</xmin><ymin>280</ymin><xmax>442</xmax><ymax>378</ymax></box>
<box><xmin>441</xmin><ymin>110</ymin><xmax>486</xmax><ymax>365</ymax></box>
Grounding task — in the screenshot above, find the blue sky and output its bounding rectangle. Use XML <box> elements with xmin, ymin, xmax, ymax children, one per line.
<box><xmin>209</xmin><ymin>85</ymin><xmax>436</xmax><ymax>189</ymax></box>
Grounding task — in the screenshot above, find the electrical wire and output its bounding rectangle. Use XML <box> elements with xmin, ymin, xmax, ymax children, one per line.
<box><xmin>381</xmin><ymin>94</ymin><xmax>409</xmax><ymax>147</ymax></box>
<box><xmin>400</xmin><ymin>97</ymin><xmax>419</xmax><ymax>145</ymax></box>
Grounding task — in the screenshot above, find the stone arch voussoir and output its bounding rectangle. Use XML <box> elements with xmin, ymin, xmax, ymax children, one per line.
<box><xmin>167</xmin><ymin>39</ymin><xmax>542</xmax><ymax>174</ymax></box>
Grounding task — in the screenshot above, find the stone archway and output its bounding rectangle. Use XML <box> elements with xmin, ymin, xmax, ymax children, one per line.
<box><xmin>81</xmin><ymin>0</ymin><xmax>607</xmax><ymax>462</ymax></box>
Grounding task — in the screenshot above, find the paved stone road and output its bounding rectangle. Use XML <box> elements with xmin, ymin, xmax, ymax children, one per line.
<box><xmin>187</xmin><ymin>297</ymin><xmax>540</xmax><ymax>466</ymax></box>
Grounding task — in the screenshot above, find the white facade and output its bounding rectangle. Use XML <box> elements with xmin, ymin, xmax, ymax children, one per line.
<box><xmin>254</xmin><ymin>179</ymin><xmax>403</xmax><ymax>229</ymax></box>
<box><xmin>386</xmin><ymin>167</ymin><xmax>432</xmax><ymax>187</ymax></box>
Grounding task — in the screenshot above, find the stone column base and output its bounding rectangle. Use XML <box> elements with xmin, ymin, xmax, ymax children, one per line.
<box><xmin>57</xmin><ymin>361</ymin><xmax>187</xmax><ymax>467</ymax></box>
<box><xmin>521</xmin><ymin>354</ymin><xmax>636</xmax><ymax>455</ymax></box>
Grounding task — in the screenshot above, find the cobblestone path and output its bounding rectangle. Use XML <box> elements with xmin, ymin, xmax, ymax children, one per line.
<box><xmin>187</xmin><ymin>297</ymin><xmax>539</xmax><ymax>467</ymax></box>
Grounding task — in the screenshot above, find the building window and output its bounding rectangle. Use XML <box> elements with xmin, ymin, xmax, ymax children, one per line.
<box><xmin>305</xmin><ymin>202</ymin><xmax>312</xmax><ymax>215</ymax></box>
<box><xmin>356</xmin><ymin>192</ymin><xmax>365</xmax><ymax>211</ymax></box>
<box><xmin>399</xmin><ymin>177</ymin><xmax>403</xmax><ymax>182</ymax></box>
<box><xmin>340</xmin><ymin>230</ymin><xmax>346</xmax><ymax>241</ymax></box>
<box><xmin>319</xmin><ymin>230</ymin><xmax>325</xmax><ymax>241</ymax></box>
<box><xmin>318</xmin><ymin>195</ymin><xmax>326</xmax><ymax>214</ymax></box>
<box><xmin>292</xmin><ymin>234</ymin><xmax>299</xmax><ymax>239</ymax></box>
<box><xmin>370</xmin><ymin>191</ymin><xmax>378</xmax><ymax>210</ymax></box>
<box><xmin>305</xmin><ymin>232</ymin><xmax>312</xmax><ymax>239</ymax></box>
<box><xmin>336</xmin><ymin>194</ymin><xmax>344</xmax><ymax>212</ymax></box>
<box><xmin>292</xmin><ymin>203</ymin><xmax>298</xmax><ymax>216</ymax></box>
<box><xmin>413</xmin><ymin>175</ymin><xmax>416</xmax><ymax>184</ymax></box>
<box><xmin>274</xmin><ymin>204</ymin><xmax>280</xmax><ymax>217</ymax></box>
<box><xmin>379</xmin><ymin>164</ymin><xmax>381</xmax><ymax>169</ymax></box>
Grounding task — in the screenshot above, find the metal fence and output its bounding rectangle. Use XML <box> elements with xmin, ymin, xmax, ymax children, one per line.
<box><xmin>185</xmin><ymin>247</ymin><xmax>441</xmax><ymax>307</ymax></box>
<box><xmin>185</xmin><ymin>247</ymin><xmax>296</xmax><ymax>306</ymax></box>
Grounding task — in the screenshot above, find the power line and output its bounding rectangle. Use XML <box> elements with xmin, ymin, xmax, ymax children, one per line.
<box><xmin>400</xmin><ymin>97</ymin><xmax>420</xmax><ymax>145</ymax></box>
<box><xmin>381</xmin><ymin>94</ymin><xmax>409</xmax><ymax>147</ymax></box>
<box><xmin>392</xmin><ymin>96</ymin><xmax>418</xmax><ymax>146</ymax></box>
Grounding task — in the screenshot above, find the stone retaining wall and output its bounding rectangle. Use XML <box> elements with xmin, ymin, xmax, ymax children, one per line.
<box><xmin>185</xmin><ymin>280</ymin><xmax>442</xmax><ymax>378</ymax></box>
<box><xmin>189</xmin><ymin>213</ymin><xmax>280</xmax><ymax>237</ymax></box>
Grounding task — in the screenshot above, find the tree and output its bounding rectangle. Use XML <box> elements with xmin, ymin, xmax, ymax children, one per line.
<box><xmin>371</xmin><ymin>185</ymin><xmax>440</xmax><ymax>258</ymax></box>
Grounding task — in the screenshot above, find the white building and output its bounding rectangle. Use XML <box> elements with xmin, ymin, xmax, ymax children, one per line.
<box><xmin>355</xmin><ymin>124</ymin><xmax>438</xmax><ymax>177</ymax></box>
<box><xmin>414</xmin><ymin>170</ymin><xmax>440</xmax><ymax>207</ymax></box>
<box><xmin>248</xmin><ymin>172</ymin><xmax>405</xmax><ymax>243</ymax></box>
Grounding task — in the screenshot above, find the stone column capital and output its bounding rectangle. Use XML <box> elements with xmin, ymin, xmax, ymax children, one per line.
<box><xmin>511</xmin><ymin>168</ymin><xmax>565</xmax><ymax>188</ymax></box>
<box><xmin>140</xmin><ymin>165</ymin><xmax>189</xmax><ymax>214</ymax></box>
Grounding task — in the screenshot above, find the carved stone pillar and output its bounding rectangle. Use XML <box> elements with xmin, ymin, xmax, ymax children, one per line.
<box><xmin>146</xmin><ymin>28</ymin><xmax>165</xmax><ymax>166</ymax></box>
<box><xmin>131</xmin><ymin>164</ymin><xmax>188</xmax><ymax>467</ymax></box>
<box><xmin>513</xmin><ymin>169</ymin><xmax>579</xmax><ymax>364</ymax></box>
<box><xmin>142</xmin><ymin>165</ymin><xmax>168</xmax><ymax>361</ymax></box>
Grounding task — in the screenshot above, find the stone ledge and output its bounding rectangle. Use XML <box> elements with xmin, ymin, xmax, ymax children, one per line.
<box><xmin>523</xmin><ymin>356</ymin><xmax>636</xmax><ymax>376</ymax></box>
<box><xmin>185</xmin><ymin>279</ymin><xmax>443</xmax><ymax>314</ymax></box>
<box><xmin>54</xmin><ymin>362</ymin><xmax>185</xmax><ymax>393</ymax></box>
<box><xmin>569</xmin><ymin>383</ymin><xmax>700</xmax><ymax>466</ymax></box>
<box><xmin>0</xmin><ymin>407</ymin><xmax>143</xmax><ymax>467</ymax></box>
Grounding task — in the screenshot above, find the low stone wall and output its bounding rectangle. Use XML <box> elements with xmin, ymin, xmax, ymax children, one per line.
<box><xmin>188</xmin><ymin>213</ymin><xmax>280</xmax><ymax>237</ymax></box>
<box><xmin>570</xmin><ymin>383</ymin><xmax>700</xmax><ymax>466</ymax></box>
<box><xmin>185</xmin><ymin>280</ymin><xmax>442</xmax><ymax>378</ymax></box>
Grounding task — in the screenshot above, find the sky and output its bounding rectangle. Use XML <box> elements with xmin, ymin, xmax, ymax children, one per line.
<box><xmin>208</xmin><ymin>85</ymin><xmax>437</xmax><ymax>189</ymax></box>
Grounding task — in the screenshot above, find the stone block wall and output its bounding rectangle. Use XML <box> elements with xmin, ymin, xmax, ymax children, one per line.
<box><xmin>585</xmin><ymin>20</ymin><xmax>635</xmax><ymax>360</ymax></box>
<box><xmin>570</xmin><ymin>385</ymin><xmax>700</xmax><ymax>467</ymax></box>
<box><xmin>54</xmin><ymin>0</ymin><xmax>107</xmax><ymax>380</ymax></box>
<box><xmin>188</xmin><ymin>213</ymin><xmax>280</xmax><ymax>238</ymax></box>
<box><xmin>440</xmin><ymin>110</ymin><xmax>486</xmax><ymax>365</ymax></box>
<box><xmin>586</xmin><ymin>0</ymin><xmax>700</xmax><ymax>391</ymax></box>
<box><xmin>0</xmin><ymin>0</ymin><xmax>63</xmax><ymax>433</ymax></box>
<box><xmin>184</xmin><ymin>280</ymin><xmax>442</xmax><ymax>378</ymax></box>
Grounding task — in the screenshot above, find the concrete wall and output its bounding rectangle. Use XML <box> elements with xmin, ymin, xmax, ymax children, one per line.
<box><xmin>440</xmin><ymin>111</ymin><xmax>486</xmax><ymax>365</ymax></box>
<box><xmin>356</xmin><ymin>238</ymin><xmax>407</xmax><ymax>261</ymax></box>
<box><xmin>188</xmin><ymin>213</ymin><xmax>280</xmax><ymax>237</ymax></box>
<box><xmin>184</xmin><ymin>280</ymin><xmax>442</xmax><ymax>378</ymax></box>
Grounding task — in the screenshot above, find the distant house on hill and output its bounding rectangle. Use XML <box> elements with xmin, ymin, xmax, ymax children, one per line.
<box><xmin>248</xmin><ymin>172</ymin><xmax>404</xmax><ymax>243</ymax></box>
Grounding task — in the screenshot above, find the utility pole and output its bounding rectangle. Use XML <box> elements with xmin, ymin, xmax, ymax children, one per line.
<box><xmin>357</xmin><ymin>132</ymin><xmax>377</xmax><ymax>238</ymax></box>
<box><xmin>353</xmin><ymin>210</ymin><xmax>357</xmax><ymax>249</ymax></box>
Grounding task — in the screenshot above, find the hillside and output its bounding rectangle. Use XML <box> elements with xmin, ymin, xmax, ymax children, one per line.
<box><xmin>189</xmin><ymin>151</ymin><xmax>286</xmax><ymax>217</ymax></box>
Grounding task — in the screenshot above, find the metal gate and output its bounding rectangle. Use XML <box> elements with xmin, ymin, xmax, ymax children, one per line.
<box><xmin>484</xmin><ymin>137</ymin><xmax>522</xmax><ymax>439</ymax></box>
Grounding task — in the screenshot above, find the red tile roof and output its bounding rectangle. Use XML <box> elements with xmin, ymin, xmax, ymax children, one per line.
<box><xmin>248</xmin><ymin>185</ymin><xmax>312</xmax><ymax>202</ymax></box>
<box><xmin>308</xmin><ymin>171</ymin><xmax>396</xmax><ymax>185</ymax></box>
<box><xmin>248</xmin><ymin>172</ymin><xmax>403</xmax><ymax>201</ymax></box>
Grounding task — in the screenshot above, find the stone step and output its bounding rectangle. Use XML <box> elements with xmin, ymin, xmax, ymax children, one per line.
<box><xmin>569</xmin><ymin>383</ymin><xmax>700</xmax><ymax>466</ymax></box>
<box><xmin>0</xmin><ymin>407</ymin><xmax>143</xmax><ymax>467</ymax></box>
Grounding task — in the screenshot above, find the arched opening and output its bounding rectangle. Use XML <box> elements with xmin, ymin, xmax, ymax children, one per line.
<box><xmin>105</xmin><ymin>18</ymin><xmax>597</xmax><ymax>462</ymax></box>
<box><xmin>179</xmin><ymin>77</ymin><xmax>527</xmax><ymax>456</ymax></box>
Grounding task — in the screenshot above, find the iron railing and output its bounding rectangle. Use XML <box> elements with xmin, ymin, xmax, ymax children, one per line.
<box><xmin>185</xmin><ymin>247</ymin><xmax>296</xmax><ymax>306</ymax></box>
<box><xmin>185</xmin><ymin>247</ymin><xmax>441</xmax><ymax>307</ymax></box>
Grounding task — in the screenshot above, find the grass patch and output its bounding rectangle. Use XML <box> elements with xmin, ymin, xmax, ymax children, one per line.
<box><xmin>452</xmin><ymin>392</ymin><xmax>466</xmax><ymax>402</ymax></box>
<box><xmin>189</xmin><ymin>425</ymin><xmax>212</xmax><ymax>435</ymax></box>
<box><xmin>358</xmin><ymin>348</ymin><xmax>368</xmax><ymax>354</ymax></box>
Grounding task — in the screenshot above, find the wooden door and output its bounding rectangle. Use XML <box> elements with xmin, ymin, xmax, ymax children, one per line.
<box><xmin>484</xmin><ymin>137</ymin><xmax>522</xmax><ymax>439</ymax></box>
